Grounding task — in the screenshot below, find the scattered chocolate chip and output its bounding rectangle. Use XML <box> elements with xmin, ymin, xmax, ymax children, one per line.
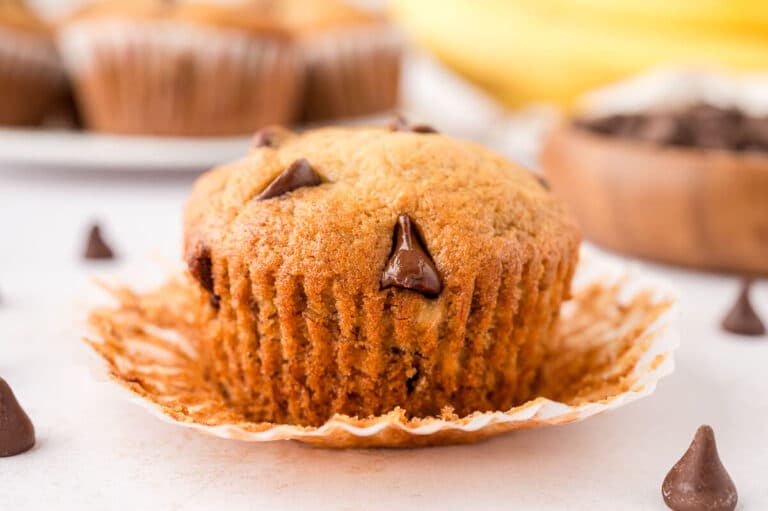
<box><xmin>389</xmin><ymin>115</ymin><xmax>439</xmax><ymax>134</ymax></box>
<box><xmin>575</xmin><ymin>102</ymin><xmax>768</xmax><ymax>152</ymax></box>
<box><xmin>187</xmin><ymin>244</ymin><xmax>220</xmax><ymax>308</ymax></box>
<box><xmin>662</xmin><ymin>425</ymin><xmax>737</xmax><ymax>511</ymax></box>
<box><xmin>251</xmin><ymin>125</ymin><xmax>292</xmax><ymax>149</ymax></box>
<box><xmin>83</xmin><ymin>223</ymin><xmax>115</xmax><ymax>260</ymax></box>
<box><xmin>256</xmin><ymin>158</ymin><xmax>322</xmax><ymax>201</ymax></box>
<box><xmin>381</xmin><ymin>214</ymin><xmax>442</xmax><ymax>297</ymax></box>
<box><xmin>721</xmin><ymin>278</ymin><xmax>765</xmax><ymax>336</ymax></box>
<box><xmin>0</xmin><ymin>377</ymin><xmax>35</xmax><ymax>457</ymax></box>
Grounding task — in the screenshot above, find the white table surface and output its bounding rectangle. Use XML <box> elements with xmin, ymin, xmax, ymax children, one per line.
<box><xmin>1</xmin><ymin>154</ymin><xmax>767</xmax><ymax>511</ymax></box>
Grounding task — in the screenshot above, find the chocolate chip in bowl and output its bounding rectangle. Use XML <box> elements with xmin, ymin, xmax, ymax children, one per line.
<box><xmin>541</xmin><ymin>102</ymin><xmax>768</xmax><ymax>274</ymax></box>
<box><xmin>575</xmin><ymin>103</ymin><xmax>768</xmax><ymax>151</ymax></box>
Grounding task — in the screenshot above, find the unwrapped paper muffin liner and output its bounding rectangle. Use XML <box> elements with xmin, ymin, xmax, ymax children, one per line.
<box><xmin>0</xmin><ymin>26</ymin><xmax>64</xmax><ymax>125</ymax></box>
<box><xmin>84</xmin><ymin>249</ymin><xmax>679</xmax><ymax>448</ymax></box>
<box><xmin>298</xmin><ymin>25</ymin><xmax>402</xmax><ymax>122</ymax></box>
<box><xmin>58</xmin><ymin>20</ymin><xmax>302</xmax><ymax>136</ymax></box>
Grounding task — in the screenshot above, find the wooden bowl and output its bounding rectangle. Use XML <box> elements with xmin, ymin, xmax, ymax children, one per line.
<box><xmin>540</xmin><ymin>123</ymin><xmax>768</xmax><ymax>274</ymax></box>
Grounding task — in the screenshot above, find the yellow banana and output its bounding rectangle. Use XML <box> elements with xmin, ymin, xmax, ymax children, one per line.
<box><xmin>392</xmin><ymin>0</ymin><xmax>768</xmax><ymax>108</ymax></box>
<box><xmin>532</xmin><ymin>0</ymin><xmax>768</xmax><ymax>36</ymax></box>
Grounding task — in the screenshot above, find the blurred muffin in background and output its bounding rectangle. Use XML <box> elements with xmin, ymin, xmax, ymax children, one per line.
<box><xmin>278</xmin><ymin>0</ymin><xmax>401</xmax><ymax>122</ymax></box>
<box><xmin>0</xmin><ymin>0</ymin><xmax>64</xmax><ymax>126</ymax></box>
<box><xmin>57</xmin><ymin>0</ymin><xmax>302</xmax><ymax>136</ymax></box>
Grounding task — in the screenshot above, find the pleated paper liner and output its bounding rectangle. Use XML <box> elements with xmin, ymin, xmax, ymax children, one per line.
<box><xmin>84</xmin><ymin>249</ymin><xmax>679</xmax><ymax>448</ymax></box>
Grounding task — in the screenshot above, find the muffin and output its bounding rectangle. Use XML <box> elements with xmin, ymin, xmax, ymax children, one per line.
<box><xmin>183</xmin><ymin>125</ymin><xmax>581</xmax><ymax>426</ymax></box>
<box><xmin>57</xmin><ymin>0</ymin><xmax>302</xmax><ymax>136</ymax></box>
<box><xmin>277</xmin><ymin>0</ymin><xmax>402</xmax><ymax>123</ymax></box>
<box><xmin>0</xmin><ymin>1</ymin><xmax>64</xmax><ymax>126</ymax></box>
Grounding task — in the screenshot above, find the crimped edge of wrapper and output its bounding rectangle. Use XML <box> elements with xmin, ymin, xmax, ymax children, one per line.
<box><xmin>84</xmin><ymin>247</ymin><xmax>679</xmax><ymax>448</ymax></box>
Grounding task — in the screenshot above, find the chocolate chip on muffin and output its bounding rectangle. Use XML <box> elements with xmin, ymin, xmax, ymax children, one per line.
<box><xmin>381</xmin><ymin>214</ymin><xmax>442</xmax><ymax>297</ymax></box>
<box><xmin>256</xmin><ymin>158</ymin><xmax>322</xmax><ymax>200</ymax></box>
<box><xmin>251</xmin><ymin>125</ymin><xmax>294</xmax><ymax>150</ymax></box>
<box><xmin>389</xmin><ymin>114</ymin><xmax>438</xmax><ymax>134</ymax></box>
<box><xmin>187</xmin><ymin>244</ymin><xmax>220</xmax><ymax>308</ymax></box>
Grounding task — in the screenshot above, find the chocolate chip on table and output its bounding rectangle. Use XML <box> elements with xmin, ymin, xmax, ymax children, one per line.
<box><xmin>187</xmin><ymin>244</ymin><xmax>220</xmax><ymax>308</ymax></box>
<box><xmin>0</xmin><ymin>377</ymin><xmax>35</xmax><ymax>458</ymax></box>
<box><xmin>256</xmin><ymin>158</ymin><xmax>322</xmax><ymax>201</ymax></box>
<box><xmin>389</xmin><ymin>114</ymin><xmax>439</xmax><ymax>134</ymax></box>
<box><xmin>83</xmin><ymin>223</ymin><xmax>115</xmax><ymax>260</ymax></box>
<box><xmin>381</xmin><ymin>214</ymin><xmax>442</xmax><ymax>297</ymax></box>
<box><xmin>662</xmin><ymin>425</ymin><xmax>737</xmax><ymax>511</ymax></box>
<box><xmin>721</xmin><ymin>277</ymin><xmax>766</xmax><ymax>336</ymax></box>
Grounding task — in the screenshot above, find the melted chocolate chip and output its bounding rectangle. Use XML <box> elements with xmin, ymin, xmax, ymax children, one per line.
<box><xmin>256</xmin><ymin>159</ymin><xmax>322</xmax><ymax>201</ymax></box>
<box><xmin>251</xmin><ymin>126</ymin><xmax>292</xmax><ymax>149</ymax></box>
<box><xmin>389</xmin><ymin>115</ymin><xmax>439</xmax><ymax>134</ymax></box>
<box><xmin>662</xmin><ymin>425</ymin><xmax>737</xmax><ymax>511</ymax></box>
<box><xmin>187</xmin><ymin>244</ymin><xmax>220</xmax><ymax>308</ymax></box>
<box><xmin>83</xmin><ymin>224</ymin><xmax>115</xmax><ymax>260</ymax></box>
<box><xmin>721</xmin><ymin>278</ymin><xmax>765</xmax><ymax>336</ymax></box>
<box><xmin>0</xmin><ymin>377</ymin><xmax>35</xmax><ymax>457</ymax></box>
<box><xmin>381</xmin><ymin>214</ymin><xmax>442</xmax><ymax>297</ymax></box>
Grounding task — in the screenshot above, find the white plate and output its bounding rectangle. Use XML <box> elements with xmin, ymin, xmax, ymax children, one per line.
<box><xmin>0</xmin><ymin>114</ymin><xmax>399</xmax><ymax>173</ymax></box>
<box><xmin>0</xmin><ymin>128</ymin><xmax>253</xmax><ymax>172</ymax></box>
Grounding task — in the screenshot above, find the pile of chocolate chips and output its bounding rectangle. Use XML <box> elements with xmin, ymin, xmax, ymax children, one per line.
<box><xmin>575</xmin><ymin>102</ymin><xmax>768</xmax><ymax>151</ymax></box>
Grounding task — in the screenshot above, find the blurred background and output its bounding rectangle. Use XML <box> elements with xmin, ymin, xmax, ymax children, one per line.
<box><xmin>1</xmin><ymin>0</ymin><xmax>765</xmax><ymax>274</ymax></box>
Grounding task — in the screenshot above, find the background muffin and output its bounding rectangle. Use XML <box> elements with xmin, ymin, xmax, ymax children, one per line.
<box><xmin>277</xmin><ymin>0</ymin><xmax>402</xmax><ymax>123</ymax></box>
<box><xmin>183</xmin><ymin>125</ymin><xmax>580</xmax><ymax>426</ymax></box>
<box><xmin>0</xmin><ymin>0</ymin><xmax>64</xmax><ymax>126</ymax></box>
<box><xmin>57</xmin><ymin>0</ymin><xmax>302</xmax><ymax>136</ymax></box>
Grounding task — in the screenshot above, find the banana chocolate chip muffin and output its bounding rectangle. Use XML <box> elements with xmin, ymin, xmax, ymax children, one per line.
<box><xmin>276</xmin><ymin>0</ymin><xmax>402</xmax><ymax>122</ymax></box>
<box><xmin>57</xmin><ymin>0</ymin><xmax>301</xmax><ymax>136</ymax></box>
<box><xmin>184</xmin><ymin>124</ymin><xmax>580</xmax><ymax>426</ymax></box>
<box><xmin>0</xmin><ymin>0</ymin><xmax>64</xmax><ymax>126</ymax></box>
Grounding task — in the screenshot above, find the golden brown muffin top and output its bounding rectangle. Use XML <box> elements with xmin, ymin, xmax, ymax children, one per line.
<box><xmin>273</xmin><ymin>0</ymin><xmax>382</xmax><ymax>35</ymax></box>
<box><xmin>0</xmin><ymin>0</ymin><xmax>51</xmax><ymax>35</ymax></box>
<box><xmin>64</xmin><ymin>0</ymin><xmax>288</xmax><ymax>37</ymax></box>
<box><xmin>184</xmin><ymin>126</ymin><xmax>580</xmax><ymax>299</ymax></box>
